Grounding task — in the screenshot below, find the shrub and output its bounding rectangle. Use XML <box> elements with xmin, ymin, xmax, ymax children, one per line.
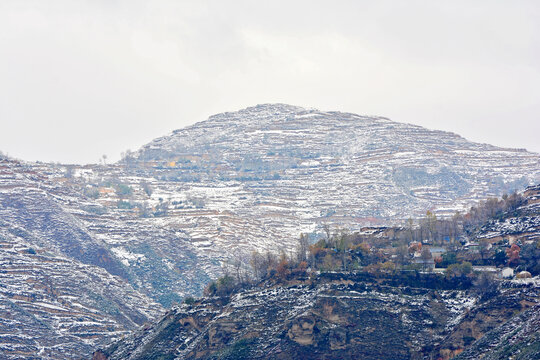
<box><xmin>276</xmin><ymin>258</ymin><xmax>290</xmax><ymax>279</ymax></box>
<box><xmin>115</xmin><ymin>183</ymin><xmax>133</xmax><ymax>196</ymax></box>
<box><xmin>183</xmin><ymin>296</ymin><xmax>196</xmax><ymax>305</ymax></box>
<box><xmin>117</xmin><ymin>200</ymin><xmax>134</xmax><ymax>209</ymax></box>
<box><xmin>83</xmin><ymin>187</ymin><xmax>100</xmax><ymax>199</ymax></box>
<box><xmin>204</xmin><ymin>275</ymin><xmax>238</xmax><ymax>297</ymax></box>
<box><xmin>446</xmin><ymin>261</ymin><xmax>472</xmax><ymax>278</ymax></box>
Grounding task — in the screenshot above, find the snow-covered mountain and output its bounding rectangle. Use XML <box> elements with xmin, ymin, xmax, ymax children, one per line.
<box><xmin>137</xmin><ymin>103</ymin><xmax>539</xmax><ymax>218</ymax></box>
<box><xmin>1</xmin><ymin>104</ymin><xmax>540</xmax><ymax>358</ymax></box>
<box><xmin>125</xmin><ymin>103</ymin><xmax>539</xmax><ymax>254</ymax></box>
<box><xmin>7</xmin><ymin>103</ymin><xmax>540</xmax><ymax>299</ymax></box>
<box><xmin>0</xmin><ymin>228</ymin><xmax>162</xmax><ymax>358</ymax></box>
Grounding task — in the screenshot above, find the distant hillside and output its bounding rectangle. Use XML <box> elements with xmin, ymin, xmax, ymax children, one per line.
<box><xmin>3</xmin><ymin>104</ymin><xmax>539</xmax><ymax>305</ymax></box>
<box><xmin>135</xmin><ymin>103</ymin><xmax>539</xmax><ymax>220</ymax></box>
<box><xmin>68</xmin><ymin>103</ymin><xmax>539</xmax><ymax>292</ymax></box>
<box><xmin>118</xmin><ymin>104</ymin><xmax>540</xmax><ymax>265</ymax></box>
<box><xmin>0</xmin><ymin>227</ymin><xmax>162</xmax><ymax>359</ymax></box>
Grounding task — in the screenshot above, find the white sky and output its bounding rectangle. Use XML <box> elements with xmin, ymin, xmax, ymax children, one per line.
<box><xmin>1</xmin><ymin>0</ymin><xmax>539</xmax><ymax>164</ymax></box>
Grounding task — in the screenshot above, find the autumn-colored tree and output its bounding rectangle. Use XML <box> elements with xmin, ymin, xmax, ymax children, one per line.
<box><xmin>364</xmin><ymin>263</ymin><xmax>381</xmax><ymax>275</ymax></box>
<box><xmin>291</xmin><ymin>261</ymin><xmax>308</xmax><ymax>277</ymax></box>
<box><xmin>380</xmin><ymin>261</ymin><xmax>396</xmax><ymax>272</ymax></box>
<box><xmin>322</xmin><ymin>253</ymin><xmax>338</xmax><ymax>270</ymax></box>
<box><xmin>408</xmin><ymin>242</ymin><xmax>422</xmax><ymax>253</ymax></box>
<box><xmin>356</xmin><ymin>242</ymin><xmax>370</xmax><ymax>254</ymax></box>
<box><xmin>276</xmin><ymin>258</ymin><xmax>290</xmax><ymax>280</ymax></box>
<box><xmin>506</xmin><ymin>244</ymin><xmax>520</xmax><ymax>266</ymax></box>
<box><xmin>250</xmin><ymin>250</ymin><xmax>279</xmax><ymax>281</ymax></box>
<box><xmin>309</xmin><ymin>244</ymin><xmax>325</xmax><ymax>258</ymax></box>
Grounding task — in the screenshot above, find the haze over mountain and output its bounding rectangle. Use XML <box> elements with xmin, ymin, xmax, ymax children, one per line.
<box><xmin>2</xmin><ymin>1</ymin><xmax>540</xmax><ymax>164</ymax></box>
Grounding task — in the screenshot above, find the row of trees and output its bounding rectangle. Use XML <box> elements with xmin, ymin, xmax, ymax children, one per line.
<box><xmin>202</xmin><ymin>235</ymin><xmax>497</xmax><ymax>300</ymax></box>
<box><xmin>204</xmin><ymin>251</ymin><xmax>309</xmax><ymax>297</ymax></box>
<box><xmin>402</xmin><ymin>191</ymin><xmax>525</xmax><ymax>245</ymax></box>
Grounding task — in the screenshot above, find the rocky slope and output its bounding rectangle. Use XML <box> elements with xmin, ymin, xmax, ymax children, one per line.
<box><xmin>136</xmin><ymin>103</ymin><xmax>539</xmax><ymax>221</ymax></box>
<box><xmin>454</xmin><ymin>301</ymin><xmax>540</xmax><ymax>360</ymax></box>
<box><xmin>0</xmin><ymin>227</ymin><xmax>163</xmax><ymax>359</ymax></box>
<box><xmin>0</xmin><ymin>157</ymin><xmax>212</xmax><ymax>307</ymax></box>
<box><xmin>0</xmin><ymin>159</ymin><xmax>164</xmax><ymax>359</ymax></box>
<box><xmin>126</xmin><ymin>103</ymin><xmax>540</xmax><ymax>265</ymax></box>
<box><xmin>475</xmin><ymin>184</ymin><xmax>540</xmax><ymax>246</ymax></box>
<box><xmin>93</xmin><ymin>273</ymin><xmax>539</xmax><ymax>360</ymax></box>
<box><xmin>0</xmin><ymin>159</ymin><xmax>128</xmax><ymax>278</ymax></box>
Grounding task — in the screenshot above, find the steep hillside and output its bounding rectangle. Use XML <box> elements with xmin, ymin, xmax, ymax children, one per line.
<box><xmin>136</xmin><ymin>104</ymin><xmax>539</xmax><ymax>220</ymax></box>
<box><xmin>0</xmin><ymin>158</ymin><xmax>212</xmax><ymax>306</ymax></box>
<box><xmin>0</xmin><ymin>159</ymin><xmax>166</xmax><ymax>359</ymax></box>
<box><xmin>474</xmin><ymin>184</ymin><xmax>540</xmax><ymax>246</ymax></box>
<box><xmin>0</xmin><ymin>223</ymin><xmax>162</xmax><ymax>359</ymax></box>
<box><xmin>0</xmin><ymin>159</ymin><xmax>127</xmax><ymax>277</ymax></box>
<box><xmin>124</xmin><ymin>103</ymin><xmax>540</xmax><ymax>265</ymax></box>
<box><xmin>93</xmin><ymin>273</ymin><xmax>539</xmax><ymax>360</ymax></box>
<box><xmin>453</xmin><ymin>301</ymin><xmax>540</xmax><ymax>360</ymax></box>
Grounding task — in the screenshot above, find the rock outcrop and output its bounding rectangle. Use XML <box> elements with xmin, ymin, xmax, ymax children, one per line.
<box><xmin>94</xmin><ymin>273</ymin><xmax>539</xmax><ymax>360</ymax></box>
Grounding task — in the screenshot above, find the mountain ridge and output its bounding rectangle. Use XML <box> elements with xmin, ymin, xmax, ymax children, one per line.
<box><xmin>151</xmin><ymin>103</ymin><xmax>530</xmax><ymax>151</ymax></box>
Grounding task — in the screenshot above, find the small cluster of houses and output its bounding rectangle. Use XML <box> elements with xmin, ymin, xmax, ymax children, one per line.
<box><xmin>407</xmin><ymin>242</ymin><xmax>533</xmax><ymax>279</ymax></box>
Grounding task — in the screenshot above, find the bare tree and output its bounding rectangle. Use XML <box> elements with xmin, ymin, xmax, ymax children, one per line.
<box><xmin>296</xmin><ymin>233</ymin><xmax>309</xmax><ymax>263</ymax></box>
<box><xmin>396</xmin><ymin>245</ymin><xmax>409</xmax><ymax>266</ymax></box>
<box><xmin>420</xmin><ymin>247</ymin><xmax>433</xmax><ymax>272</ymax></box>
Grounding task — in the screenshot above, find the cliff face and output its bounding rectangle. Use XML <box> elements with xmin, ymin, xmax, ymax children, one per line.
<box><xmin>453</xmin><ymin>302</ymin><xmax>540</xmax><ymax>360</ymax></box>
<box><xmin>94</xmin><ymin>273</ymin><xmax>539</xmax><ymax>360</ymax></box>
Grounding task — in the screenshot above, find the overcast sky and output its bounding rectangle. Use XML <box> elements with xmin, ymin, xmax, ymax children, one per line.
<box><xmin>1</xmin><ymin>0</ymin><xmax>539</xmax><ymax>164</ymax></box>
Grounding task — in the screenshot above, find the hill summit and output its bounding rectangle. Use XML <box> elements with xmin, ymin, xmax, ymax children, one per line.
<box><xmin>134</xmin><ymin>103</ymin><xmax>539</xmax><ymax>220</ymax></box>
